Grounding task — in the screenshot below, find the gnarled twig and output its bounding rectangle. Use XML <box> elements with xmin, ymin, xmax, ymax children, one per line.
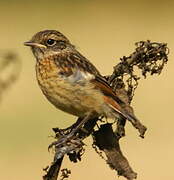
<box><xmin>43</xmin><ymin>40</ymin><xmax>169</xmax><ymax>180</ymax></box>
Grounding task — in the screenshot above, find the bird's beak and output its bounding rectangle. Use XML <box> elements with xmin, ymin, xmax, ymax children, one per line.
<box><xmin>24</xmin><ymin>41</ymin><xmax>46</xmax><ymax>48</ymax></box>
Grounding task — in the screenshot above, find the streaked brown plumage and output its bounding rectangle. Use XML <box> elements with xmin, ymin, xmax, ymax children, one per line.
<box><xmin>24</xmin><ymin>30</ymin><xmax>138</xmax><ymax>123</ymax></box>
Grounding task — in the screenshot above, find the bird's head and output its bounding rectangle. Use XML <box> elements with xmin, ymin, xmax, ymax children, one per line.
<box><xmin>24</xmin><ymin>30</ymin><xmax>74</xmax><ymax>60</ymax></box>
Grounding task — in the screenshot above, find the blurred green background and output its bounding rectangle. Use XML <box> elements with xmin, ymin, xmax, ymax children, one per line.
<box><xmin>0</xmin><ymin>0</ymin><xmax>174</xmax><ymax>179</ymax></box>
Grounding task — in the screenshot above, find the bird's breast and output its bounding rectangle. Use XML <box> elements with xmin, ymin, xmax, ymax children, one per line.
<box><xmin>35</xmin><ymin>58</ymin><xmax>104</xmax><ymax>117</ymax></box>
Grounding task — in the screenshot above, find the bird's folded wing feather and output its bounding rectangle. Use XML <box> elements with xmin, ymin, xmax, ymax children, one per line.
<box><xmin>91</xmin><ymin>76</ymin><xmax>129</xmax><ymax>116</ymax></box>
<box><xmin>56</xmin><ymin>51</ymin><xmax>131</xmax><ymax>116</ymax></box>
<box><xmin>58</xmin><ymin>51</ymin><xmax>127</xmax><ymax>107</ymax></box>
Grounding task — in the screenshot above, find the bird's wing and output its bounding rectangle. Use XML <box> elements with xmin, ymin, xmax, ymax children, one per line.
<box><xmin>91</xmin><ymin>76</ymin><xmax>127</xmax><ymax>114</ymax></box>
<box><xmin>91</xmin><ymin>76</ymin><xmax>139</xmax><ymax>122</ymax></box>
<box><xmin>54</xmin><ymin>51</ymin><xmax>101</xmax><ymax>78</ymax></box>
<box><xmin>91</xmin><ymin>76</ymin><xmax>125</xmax><ymax>104</ymax></box>
<box><xmin>55</xmin><ymin>50</ymin><xmax>137</xmax><ymax>120</ymax></box>
<box><xmin>55</xmin><ymin>51</ymin><xmax>126</xmax><ymax>106</ymax></box>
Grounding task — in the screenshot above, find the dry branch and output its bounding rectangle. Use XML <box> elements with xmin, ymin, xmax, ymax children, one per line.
<box><xmin>42</xmin><ymin>40</ymin><xmax>169</xmax><ymax>180</ymax></box>
<box><xmin>93</xmin><ymin>123</ymin><xmax>137</xmax><ymax>180</ymax></box>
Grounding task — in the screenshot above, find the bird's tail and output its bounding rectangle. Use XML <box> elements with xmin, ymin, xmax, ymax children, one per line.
<box><xmin>104</xmin><ymin>96</ymin><xmax>147</xmax><ymax>138</ymax></box>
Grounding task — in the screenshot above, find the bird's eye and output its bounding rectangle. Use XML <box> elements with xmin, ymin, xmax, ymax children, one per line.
<box><xmin>46</xmin><ymin>39</ymin><xmax>56</xmax><ymax>46</ymax></box>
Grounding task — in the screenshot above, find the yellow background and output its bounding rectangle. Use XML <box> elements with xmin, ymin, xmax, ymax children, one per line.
<box><xmin>0</xmin><ymin>0</ymin><xmax>174</xmax><ymax>179</ymax></box>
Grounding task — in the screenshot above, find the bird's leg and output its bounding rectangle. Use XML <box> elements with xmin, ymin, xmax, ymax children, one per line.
<box><xmin>68</xmin><ymin>112</ymin><xmax>96</xmax><ymax>137</ymax></box>
<box><xmin>49</xmin><ymin>112</ymin><xmax>96</xmax><ymax>150</ymax></box>
<box><xmin>52</xmin><ymin>117</ymin><xmax>83</xmax><ymax>136</ymax></box>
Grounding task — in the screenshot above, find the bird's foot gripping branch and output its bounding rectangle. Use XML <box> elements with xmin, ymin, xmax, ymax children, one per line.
<box><xmin>43</xmin><ymin>40</ymin><xmax>169</xmax><ymax>180</ymax></box>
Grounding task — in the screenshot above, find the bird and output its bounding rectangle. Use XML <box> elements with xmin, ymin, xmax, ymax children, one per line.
<box><xmin>24</xmin><ymin>30</ymin><xmax>141</xmax><ymax>135</ymax></box>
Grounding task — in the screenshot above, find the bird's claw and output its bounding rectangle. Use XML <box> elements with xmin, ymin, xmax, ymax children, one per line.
<box><xmin>48</xmin><ymin>133</ymin><xmax>85</xmax><ymax>161</ymax></box>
